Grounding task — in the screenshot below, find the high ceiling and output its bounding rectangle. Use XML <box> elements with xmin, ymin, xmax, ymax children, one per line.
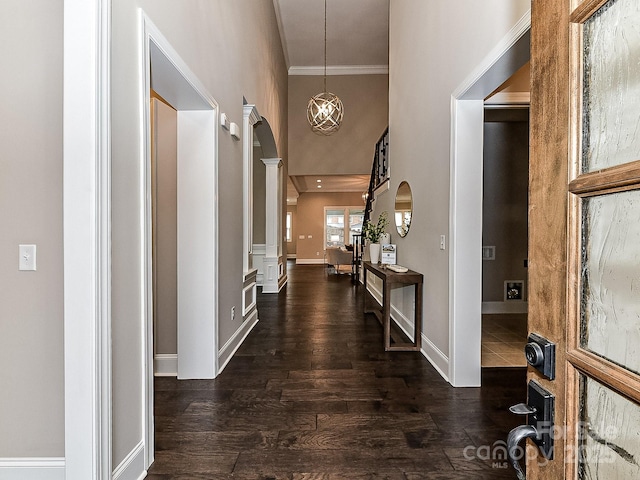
<box><xmin>274</xmin><ymin>0</ymin><xmax>390</xmax><ymax>202</ymax></box>
<box><xmin>273</xmin><ymin>0</ymin><xmax>390</xmax><ymax>74</ymax></box>
<box><xmin>276</xmin><ymin>1</ymin><xmax>529</xmax><ymax>203</ymax></box>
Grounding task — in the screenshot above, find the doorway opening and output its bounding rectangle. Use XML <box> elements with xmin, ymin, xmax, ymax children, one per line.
<box><xmin>449</xmin><ymin>11</ymin><xmax>530</xmax><ymax>386</ymax></box>
<box><xmin>481</xmin><ymin>95</ymin><xmax>530</xmax><ymax>368</ymax></box>
<box><xmin>141</xmin><ymin>14</ymin><xmax>220</xmax><ymax>469</ymax></box>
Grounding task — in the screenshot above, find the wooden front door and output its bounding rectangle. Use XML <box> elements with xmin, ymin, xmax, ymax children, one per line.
<box><xmin>528</xmin><ymin>0</ymin><xmax>640</xmax><ymax>478</ymax></box>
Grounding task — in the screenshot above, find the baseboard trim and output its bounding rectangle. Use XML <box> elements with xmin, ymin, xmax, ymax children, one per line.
<box><xmin>218</xmin><ymin>310</ymin><xmax>259</xmax><ymax>374</ymax></box>
<box><xmin>365</xmin><ymin>278</ymin><xmax>451</xmax><ymax>383</ymax></box>
<box><xmin>0</xmin><ymin>458</ymin><xmax>65</xmax><ymax>480</ymax></box>
<box><xmin>390</xmin><ymin>304</ymin><xmax>415</xmax><ymax>342</ymax></box>
<box><xmin>112</xmin><ymin>441</ymin><xmax>146</xmax><ymax>480</ymax></box>
<box><xmin>295</xmin><ymin>258</ymin><xmax>325</xmax><ymax>265</ymax></box>
<box><xmin>482</xmin><ymin>301</ymin><xmax>528</xmax><ymax>314</ymax></box>
<box><xmin>154</xmin><ymin>353</ymin><xmax>178</xmax><ymax>377</ymax></box>
<box><xmin>421</xmin><ymin>336</ymin><xmax>450</xmax><ymax>383</ymax></box>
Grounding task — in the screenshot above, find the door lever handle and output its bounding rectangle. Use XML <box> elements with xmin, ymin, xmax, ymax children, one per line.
<box><xmin>509</xmin><ymin>403</ymin><xmax>536</xmax><ymax>415</ymax></box>
<box><xmin>507</xmin><ymin>424</ymin><xmax>538</xmax><ymax>480</ymax></box>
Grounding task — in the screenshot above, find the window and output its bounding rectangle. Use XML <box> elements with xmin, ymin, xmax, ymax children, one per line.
<box><xmin>286</xmin><ymin>212</ymin><xmax>292</xmax><ymax>242</ymax></box>
<box><xmin>325</xmin><ymin>207</ymin><xmax>364</xmax><ymax>247</ymax></box>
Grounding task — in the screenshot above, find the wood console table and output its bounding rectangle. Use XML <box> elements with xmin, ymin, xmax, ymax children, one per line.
<box><xmin>363</xmin><ymin>261</ymin><xmax>423</xmax><ymax>352</ymax></box>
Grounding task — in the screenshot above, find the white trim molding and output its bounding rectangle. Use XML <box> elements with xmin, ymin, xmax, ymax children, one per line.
<box><xmin>63</xmin><ymin>0</ymin><xmax>112</xmax><ymax>479</ymax></box>
<box><xmin>0</xmin><ymin>458</ymin><xmax>65</xmax><ymax>480</ymax></box>
<box><xmin>295</xmin><ymin>258</ymin><xmax>325</xmax><ymax>265</ymax></box>
<box><xmin>242</xmin><ymin>281</ymin><xmax>257</xmax><ymax>316</ymax></box>
<box><xmin>218</xmin><ymin>310</ymin><xmax>259</xmax><ymax>374</ymax></box>
<box><xmin>112</xmin><ymin>441</ymin><xmax>146</xmax><ymax>480</ymax></box>
<box><xmin>484</xmin><ymin>91</ymin><xmax>530</xmax><ymax>107</ymax></box>
<box><xmin>448</xmin><ymin>9</ymin><xmax>531</xmax><ymax>388</ymax></box>
<box><xmin>421</xmin><ymin>336</ymin><xmax>450</xmax><ymax>383</ymax></box>
<box><xmin>154</xmin><ymin>354</ymin><xmax>178</xmax><ymax>377</ymax></box>
<box><xmin>288</xmin><ymin>65</ymin><xmax>389</xmax><ymax>76</ymax></box>
<box><xmin>261</xmin><ymin>158</ymin><xmax>285</xmax><ymax>294</ymax></box>
<box><xmin>482</xmin><ymin>301</ymin><xmax>528</xmax><ymax>314</ymax></box>
<box><xmin>243</xmin><ymin>104</ymin><xmax>261</xmax><ymax>273</ymax></box>
<box><xmin>140</xmin><ymin>10</ymin><xmax>221</xmax><ymax>469</ymax></box>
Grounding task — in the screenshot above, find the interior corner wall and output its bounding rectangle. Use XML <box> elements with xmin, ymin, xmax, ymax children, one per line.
<box><xmin>295</xmin><ymin>192</ymin><xmax>365</xmax><ymax>262</ymax></box>
<box><xmin>288</xmin><ymin>74</ymin><xmax>389</xmax><ymax>176</ymax></box>
<box><xmin>482</xmin><ymin>117</ymin><xmax>529</xmax><ymax>302</ymax></box>
<box><xmin>152</xmin><ymin>98</ymin><xmax>178</xmax><ymax>356</ymax></box>
<box><xmin>0</xmin><ymin>0</ymin><xmax>65</xmax><ymax>458</ymax></box>
<box><xmin>111</xmin><ymin>0</ymin><xmax>288</xmax><ymax>469</ymax></box>
<box><xmin>387</xmin><ymin>0</ymin><xmax>531</xmax><ymax>370</ymax></box>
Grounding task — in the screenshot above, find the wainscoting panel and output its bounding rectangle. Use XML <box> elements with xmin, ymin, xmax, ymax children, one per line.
<box><xmin>112</xmin><ymin>440</ymin><xmax>146</xmax><ymax>480</ymax></box>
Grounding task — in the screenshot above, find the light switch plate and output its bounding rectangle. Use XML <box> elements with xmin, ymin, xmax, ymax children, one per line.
<box><xmin>19</xmin><ymin>244</ymin><xmax>37</xmax><ymax>271</ymax></box>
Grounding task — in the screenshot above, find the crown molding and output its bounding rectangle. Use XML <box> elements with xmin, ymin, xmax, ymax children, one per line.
<box><xmin>289</xmin><ymin>65</ymin><xmax>389</xmax><ymax>76</ymax></box>
<box><xmin>484</xmin><ymin>92</ymin><xmax>530</xmax><ymax>107</ymax></box>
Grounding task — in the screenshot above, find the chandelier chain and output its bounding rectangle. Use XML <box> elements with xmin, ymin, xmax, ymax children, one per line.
<box><xmin>324</xmin><ymin>0</ymin><xmax>327</xmax><ymax>92</ymax></box>
<box><xmin>306</xmin><ymin>0</ymin><xmax>343</xmax><ymax>135</ymax></box>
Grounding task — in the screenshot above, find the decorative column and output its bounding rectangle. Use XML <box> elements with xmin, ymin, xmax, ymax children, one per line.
<box><xmin>242</xmin><ymin>104</ymin><xmax>260</xmax><ymax>274</ymax></box>
<box><xmin>262</xmin><ymin>158</ymin><xmax>284</xmax><ymax>293</ymax></box>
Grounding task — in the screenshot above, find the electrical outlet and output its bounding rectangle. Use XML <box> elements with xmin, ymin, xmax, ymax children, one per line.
<box><xmin>231</xmin><ymin>306</ymin><xmax>236</xmax><ymax>320</ymax></box>
<box><xmin>439</xmin><ymin>235</ymin><xmax>446</xmax><ymax>250</ymax></box>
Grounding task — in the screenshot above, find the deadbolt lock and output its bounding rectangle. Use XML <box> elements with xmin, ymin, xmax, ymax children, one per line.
<box><xmin>525</xmin><ymin>333</ymin><xmax>555</xmax><ymax>380</ymax></box>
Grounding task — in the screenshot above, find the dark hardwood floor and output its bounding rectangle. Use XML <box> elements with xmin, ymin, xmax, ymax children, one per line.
<box><xmin>147</xmin><ymin>262</ymin><xmax>526</xmax><ymax>479</ymax></box>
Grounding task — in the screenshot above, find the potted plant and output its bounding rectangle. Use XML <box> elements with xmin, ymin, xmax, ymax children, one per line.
<box><xmin>362</xmin><ymin>211</ymin><xmax>389</xmax><ymax>263</ymax></box>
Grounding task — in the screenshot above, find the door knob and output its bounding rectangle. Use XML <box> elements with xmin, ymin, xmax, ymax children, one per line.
<box><xmin>507</xmin><ymin>424</ymin><xmax>538</xmax><ymax>480</ymax></box>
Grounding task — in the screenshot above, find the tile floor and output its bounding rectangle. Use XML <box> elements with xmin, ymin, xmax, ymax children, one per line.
<box><xmin>481</xmin><ymin>313</ymin><xmax>528</xmax><ymax>367</ymax></box>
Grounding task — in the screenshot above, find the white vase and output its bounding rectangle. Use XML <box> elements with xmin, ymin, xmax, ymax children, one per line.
<box><xmin>369</xmin><ymin>243</ymin><xmax>381</xmax><ymax>264</ymax></box>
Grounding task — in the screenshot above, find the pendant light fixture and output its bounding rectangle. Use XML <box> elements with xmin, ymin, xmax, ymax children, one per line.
<box><xmin>306</xmin><ymin>0</ymin><xmax>344</xmax><ymax>135</ymax></box>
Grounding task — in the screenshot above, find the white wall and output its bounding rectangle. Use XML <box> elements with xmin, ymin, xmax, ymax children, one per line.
<box><xmin>0</xmin><ymin>0</ymin><xmax>64</xmax><ymax>458</ymax></box>
<box><xmin>386</xmin><ymin>1</ymin><xmax>530</xmax><ymax>378</ymax></box>
<box><xmin>110</xmin><ymin>0</ymin><xmax>288</xmax><ymax>469</ymax></box>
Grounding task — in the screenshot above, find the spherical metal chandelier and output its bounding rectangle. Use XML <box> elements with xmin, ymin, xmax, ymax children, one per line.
<box><xmin>307</xmin><ymin>0</ymin><xmax>344</xmax><ymax>135</ymax></box>
<box><xmin>307</xmin><ymin>91</ymin><xmax>344</xmax><ymax>135</ymax></box>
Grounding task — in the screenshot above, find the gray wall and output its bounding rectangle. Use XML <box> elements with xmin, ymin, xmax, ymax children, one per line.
<box><xmin>0</xmin><ymin>0</ymin><xmax>64</xmax><ymax>457</ymax></box>
<box><xmin>386</xmin><ymin>0</ymin><xmax>531</xmax><ymax>360</ymax></box>
<box><xmin>288</xmin><ymin>75</ymin><xmax>389</xmax><ymax>176</ymax></box>
<box><xmin>111</xmin><ymin>0</ymin><xmax>289</xmax><ymax>468</ymax></box>
<box><xmin>0</xmin><ymin>0</ymin><xmax>288</xmax><ymax>465</ymax></box>
<box><xmin>152</xmin><ymin>98</ymin><xmax>178</xmax><ymax>355</ymax></box>
<box><xmin>482</xmin><ymin>112</ymin><xmax>529</xmax><ymax>302</ymax></box>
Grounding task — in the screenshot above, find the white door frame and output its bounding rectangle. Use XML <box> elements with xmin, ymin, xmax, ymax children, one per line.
<box><xmin>63</xmin><ymin>0</ymin><xmax>112</xmax><ymax>478</ymax></box>
<box><xmin>448</xmin><ymin>11</ymin><xmax>531</xmax><ymax>387</ymax></box>
<box><xmin>140</xmin><ymin>11</ymin><xmax>220</xmax><ymax>468</ymax></box>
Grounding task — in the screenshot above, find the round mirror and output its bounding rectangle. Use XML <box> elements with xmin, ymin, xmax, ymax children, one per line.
<box><xmin>395</xmin><ymin>181</ymin><xmax>413</xmax><ymax>237</ymax></box>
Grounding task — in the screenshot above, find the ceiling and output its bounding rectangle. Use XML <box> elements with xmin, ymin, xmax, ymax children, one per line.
<box><xmin>276</xmin><ymin>1</ymin><xmax>530</xmax><ymax>203</ymax></box>
<box><xmin>273</xmin><ymin>0</ymin><xmax>390</xmax><ymax>75</ymax></box>
<box><xmin>274</xmin><ymin>0</ymin><xmax>389</xmax><ymax>203</ymax></box>
<box><xmin>288</xmin><ymin>174</ymin><xmax>370</xmax><ymax>203</ymax></box>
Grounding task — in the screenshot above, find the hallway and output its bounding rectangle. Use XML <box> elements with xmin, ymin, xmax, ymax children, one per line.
<box><xmin>147</xmin><ymin>262</ymin><xmax>526</xmax><ymax>479</ymax></box>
